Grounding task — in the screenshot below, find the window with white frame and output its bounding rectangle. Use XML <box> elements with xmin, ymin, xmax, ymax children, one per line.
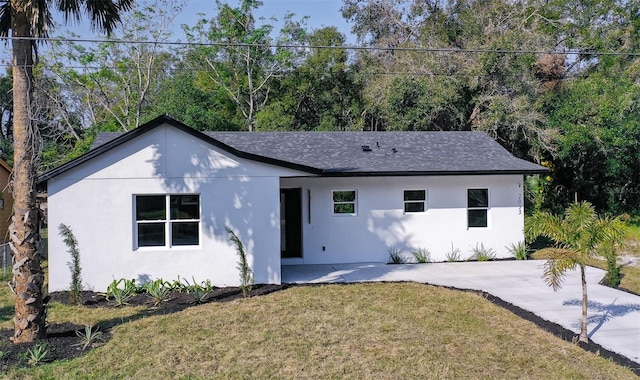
<box><xmin>135</xmin><ymin>194</ymin><xmax>200</xmax><ymax>248</ymax></box>
<box><xmin>404</xmin><ymin>190</ymin><xmax>426</xmax><ymax>213</ymax></box>
<box><xmin>332</xmin><ymin>190</ymin><xmax>357</xmax><ymax>215</ymax></box>
<box><xmin>467</xmin><ymin>189</ymin><xmax>488</xmax><ymax>228</ymax></box>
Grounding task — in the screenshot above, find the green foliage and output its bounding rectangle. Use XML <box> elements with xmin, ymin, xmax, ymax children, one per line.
<box><xmin>526</xmin><ymin>201</ymin><xmax>626</xmax><ymax>342</ymax></box>
<box><xmin>24</xmin><ymin>343</ymin><xmax>49</xmax><ymax>365</ymax></box>
<box><xmin>226</xmin><ymin>227</ymin><xmax>254</xmax><ymax>297</ymax></box>
<box><xmin>105</xmin><ymin>278</ymin><xmax>139</xmax><ymax>306</ymax></box>
<box><xmin>144</xmin><ymin>279</ymin><xmax>172</xmax><ymax>306</ymax></box>
<box><xmin>75</xmin><ymin>325</ymin><xmax>104</xmax><ymax>350</ymax></box>
<box><xmin>506</xmin><ymin>241</ymin><xmax>529</xmax><ymax>260</ymax></box>
<box><xmin>599</xmin><ymin>241</ymin><xmax>622</xmax><ymax>288</ymax></box>
<box><xmin>58</xmin><ymin>223</ymin><xmax>82</xmax><ymax>305</ymax></box>
<box><xmin>411</xmin><ymin>247</ymin><xmax>431</xmax><ymax>263</ymax></box>
<box><xmin>388</xmin><ymin>247</ymin><xmax>406</xmax><ymax>264</ymax></box>
<box><xmin>469</xmin><ymin>243</ymin><xmax>497</xmax><ymax>261</ymax></box>
<box><xmin>445</xmin><ymin>243</ymin><xmax>463</xmax><ymax>262</ymax></box>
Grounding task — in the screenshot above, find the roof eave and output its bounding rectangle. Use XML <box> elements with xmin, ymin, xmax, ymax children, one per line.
<box><xmin>37</xmin><ymin>115</ymin><xmax>322</xmax><ymax>185</ymax></box>
<box><xmin>319</xmin><ymin>168</ymin><xmax>550</xmax><ymax>177</ymax></box>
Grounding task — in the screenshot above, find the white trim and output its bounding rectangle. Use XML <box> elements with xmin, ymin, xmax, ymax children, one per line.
<box><xmin>403</xmin><ymin>189</ymin><xmax>427</xmax><ymax>213</ymax></box>
<box><xmin>134</xmin><ymin>193</ymin><xmax>202</xmax><ymax>249</ymax></box>
<box><xmin>467</xmin><ymin>188</ymin><xmax>490</xmax><ymax>228</ymax></box>
<box><xmin>331</xmin><ymin>189</ymin><xmax>358</xmax><ymax>216</ymax></box>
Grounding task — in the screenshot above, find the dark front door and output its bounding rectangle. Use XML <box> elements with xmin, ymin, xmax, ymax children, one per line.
<box><xmin>281</xmin><ymin>188</ymin><xmax>302</xmax><ymax>258</ymax></box>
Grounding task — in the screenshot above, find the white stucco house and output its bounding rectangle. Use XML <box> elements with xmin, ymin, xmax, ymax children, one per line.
<box><xmin>39</xmin><ymin>115</ymin><xmax>547</xmax><ymax>292</ymax></box>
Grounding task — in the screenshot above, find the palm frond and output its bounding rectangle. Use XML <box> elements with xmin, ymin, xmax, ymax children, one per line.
<box><xmin>83</xmin><ymin>0</ymin><xmax>134</xmax><ymax>35</ymax></box>
<box><xmin>542</xmin><ymin>251</ymin><xmax>577</xmax><ymax>291</ymax></box>
<box><xmin>0</xmin><ymin>2</ymin><xmax>11</xmax><ymax>37</ymax></box>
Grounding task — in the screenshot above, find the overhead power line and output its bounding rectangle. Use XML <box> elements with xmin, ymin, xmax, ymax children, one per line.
<box><xmin>2</xmin><ymin>36</ymin><xmax>640</xmax><ymax>57</ymax></box>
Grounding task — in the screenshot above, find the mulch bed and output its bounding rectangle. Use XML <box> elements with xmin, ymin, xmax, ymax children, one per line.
<box><xmin>0</xmin><ymin>284</ymin><xmax>287</xmax><ymax>371</ymax></box>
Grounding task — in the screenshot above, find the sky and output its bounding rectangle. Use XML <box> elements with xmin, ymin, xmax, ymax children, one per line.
<box><xmin>183</xmin><ymin>0</ymin><xmax>354</xmax><ymax>41</ymax></box>
<box><xmin>0</xmin><ymin>0</ymin><xmax>355</xmax><ymax>69</ymax></box>
<box><xmin>69</xmin><ymin>0</ymin><xmax>354</xmax><ymax>43</ymax></box>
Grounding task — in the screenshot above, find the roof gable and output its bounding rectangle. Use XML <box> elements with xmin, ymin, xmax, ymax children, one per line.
<box><xmin>40</xmin><ymin>115</ymin><xmax>547</xmax><ymax>183</ymax></box>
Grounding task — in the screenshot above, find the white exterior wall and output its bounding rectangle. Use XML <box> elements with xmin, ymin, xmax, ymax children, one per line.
<box><xmin>281</xmin><ymin>175</ymin><xmax>525</xmax><ymax>264</ymax></box>
<box><xmin>47</xmin><ymin>124</ymin><xmax>303</xmax><ymax>292</ymax></box>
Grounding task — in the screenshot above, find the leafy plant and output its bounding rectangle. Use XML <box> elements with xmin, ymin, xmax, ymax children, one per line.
<box><xmin>525</xmin><ymin>201</ymin><xmax>626</xmax><ymax>343</ymax></box>
<box><xmin>445</xmin><ymin>243</ymin><xmax>462</xmax><ymax>262</ymax></box>
<box><xmin>506</xmin><ymin>241</ymin><xmax>529</xmax><ymax>260</ymax></box>
<box><xmin>59</xmin><ymin>223</ymin><xmax>82</xmax><ymax>304</ymax></box>
<box><xmin>75</xmin><ymin>325</ymin><xmax>104</xmax><ymax>350</ymax></box>
<box><xmin>411</xmin><ymin>247</ymin><xmax>431</xmax><ymax>263</ymax></box>
<box><xmin>106</xmin><ymin>279</ymin><xmax>136</xmax><ymax>306</ymax></box>
<box><xmin>599</xmin><ymin>241</ymin><xmax>621</xmax><ymax>288</ymax></box>
<box><xmin>388</xmin><ymin>247</ymin><xmax>406</xmax><ymax>264</ymax></box>
<box><xmin>144</xmin><ymin>279</ymin><xmax>172</xmax><ymax>306</ymax></box>
<box><xmin>25</xmin><ymin>343</ymin><xmax>49</xmax><ymax>365</ymax></box>
<box><xmin>226</xmin><ymin>227</ymin><xmax>254</xmax><ymax>298</ymax></box>
<box><xmin>189</xmin><ymin>285</ymin><xmax>209</xmax><ymax>305</ymax></box>
<box><xmin>167</xmin><ymin>276</ymin><xmax>188</xmax><ymax>292</ymax></box>
<box><xmin>470</xmin><ymin>243</ymin><xmax>496</xmax><ymax>261</ymax></box>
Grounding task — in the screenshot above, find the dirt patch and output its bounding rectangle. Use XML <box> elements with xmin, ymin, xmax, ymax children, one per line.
<box><xmin>0</xmin><ymin>284</ymin><xmax>287</xmax><ymax>370</ymax></box>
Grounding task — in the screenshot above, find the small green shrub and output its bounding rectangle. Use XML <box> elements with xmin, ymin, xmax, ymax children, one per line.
<box><xmin>446</xmin><ymin>243</ymin><xmax>462</xmax><ymax>262</ymax></box>
<box><xmin>189</xmin><ymin>285</ymin><xmax>209</xmax><ymax>304</ymax></box>
<box><xmin>506</xmin><ymin>241</ymin><xmax>529</xmax><ymax>260</ymax></box>
<box><xmin>388</xmin><ymin>247</ymin><xmax>406</xmax><ymax>264</ymax></box>
<box><xmin>59</xmin><ymin>223</ymin><xmax>82</xmax><ymax>305</ymax></box>
<box><xmin>106</xmin><ymin>279</ymin><xmax>137</xmax><ymax>306</ymax></box>
<box><xmin>25</xmin><ymin>343</ymin><xmax>49</xmax><ymax>365</ymax></box>
<box><xmin>226</xmin><ymin>227</ymin><xmax>254</xmax><ymax>298</ymax></box>
<box><xmin>144</xmin><ymin>279</ymin><xmax>172</xmax><ymax>306</ymax></box>
<box><xmin>411</xmin><ymin>247</ymin><xmax>431</xmax><ymax>263</ymax></box>
<box><xmin>75</xmin><ymin>325</ymin><xmax>104</xmax><ymax>350</ymax></box>
<box><xmin>600</xmin><ymin>241</ymin><xmax>621</xmax><ymax>287</ymax></box>
<box><xmin>470</xmin><ymin>243</ymin><xmax>496</xmax><ymax>261</ymax></box>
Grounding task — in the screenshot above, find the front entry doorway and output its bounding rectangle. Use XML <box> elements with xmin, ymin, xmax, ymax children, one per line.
<box><xmin>280</xmin><ymin>188</ymin><xmax>302</xmax><ymax>258</ymax></box>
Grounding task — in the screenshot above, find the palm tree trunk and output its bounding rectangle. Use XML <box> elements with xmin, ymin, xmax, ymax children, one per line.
<box><xmin>579</xmin><ymin>264</ymin><xmax>589</xmax><ymax>343</ymax></box>
<box><xmin>10</xmin><ymin>2</ymin><xmax>46</xmax><ymax>343</ymax></box>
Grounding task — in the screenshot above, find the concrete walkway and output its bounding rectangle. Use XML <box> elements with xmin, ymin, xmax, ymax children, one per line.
<box><xmin>282</xmin><ymin>261</ymin><xmax>640</xmax><ymax>365</ymax></box>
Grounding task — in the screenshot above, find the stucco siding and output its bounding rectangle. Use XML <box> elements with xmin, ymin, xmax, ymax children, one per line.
<box><xmin>281</xmin><ymin>175</ymin><xmax>525</xmax><ymax>264</ymax></box>
<box><xmin>48</xmin><ymin>124</ymin><xmax>302</xmax><ymax>292</ymax></box>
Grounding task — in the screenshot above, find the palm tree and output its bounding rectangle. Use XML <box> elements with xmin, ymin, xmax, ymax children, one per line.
<box><xmin>525</xmin><ymin>201</ymin><xmax>625</xmax><ymax>343</ymax></box>
<box><xmin>0</xmin><ymin>0</ymin><xmax>133</xmax><ymax>343</ymax></box>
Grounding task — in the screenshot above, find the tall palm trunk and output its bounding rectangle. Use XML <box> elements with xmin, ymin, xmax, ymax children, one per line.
<box><xmin>579</xmin><ymin>264</ymin><xmax>588</xmax><ymax>343</ymax></box>
<box><xmin>10</xmin><ymin>3</ymin><xmax>46</xmax><ymax>343</ymax></box>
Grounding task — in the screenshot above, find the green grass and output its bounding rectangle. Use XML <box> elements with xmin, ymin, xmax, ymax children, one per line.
<box><xmin>4</xmin><ymin>283</ymin><xmax>638</xmax><ymax>379</ymax></box>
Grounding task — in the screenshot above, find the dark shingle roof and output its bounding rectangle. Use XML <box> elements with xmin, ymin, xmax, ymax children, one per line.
<box><xmin>43</xmin><ymin>115</ymin><xmax>546</xmax><ymax>183</ymax></box>
<box><xmin>201</xmin><ymin>131</ymin><xmax>545</xmax><ymax>174</ymax></box>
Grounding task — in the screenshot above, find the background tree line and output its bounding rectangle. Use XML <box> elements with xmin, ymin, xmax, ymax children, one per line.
<box><xmin>1</xmin><ymin>0</ymin><xmax>638</xmax><ymax>217</ymax></box>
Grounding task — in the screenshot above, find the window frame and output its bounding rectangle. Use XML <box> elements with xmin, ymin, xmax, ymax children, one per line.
<box><xmin>134</xmin><ymin>194</ymin><xmax>201</xmax><ymax>249</ymax></box>
<box><xmin>467</xmin><ymin>188</ymin><xmax>489</xmax><ymax>228</ymax></box>
<box><xmin>403</xmin><ymin>189</ymin><xmax>426</xmax><ymax>213</ymax></box>
<box><xmin>332</xmin><ymin>190</ymin><xmax>357</xmax><ymax>216</ymax></box>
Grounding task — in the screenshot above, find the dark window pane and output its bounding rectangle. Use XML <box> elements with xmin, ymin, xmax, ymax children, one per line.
<box><xmin>170</xmin><ymin>195</ymin><xmax>200</xmax><ymax>220</ymax></box>
<box><xmin>468</xmin><ymin>209</ymin><xmax>488</xmax><ymax>228</ymax></box>
<box><xmin>333</xmin><ymin>191</ymin><xmax>355</xmax><ymax>202</ymax></box>
<box><xmin>468</xmin><ymin>189</ymin><xmax>488</xmax><ymax>208</ymax></box>
<box><xmin>172</xmin><ymin>222</ymin><xmax>199</xmax><ymax>245</ymax></box>
<box><xmin>404</xmin><ymin>202</ymin><xmax>425</xmax><ymax>213</ymax></box>
<box><xmin>334</xmin><ymin>203</ymin><xmax>355</xmax><ymax>214</ymax></box>
<box><xmin>138</xmin><ymin>223</ymin><xmax>165</xmax><ymax>246</ymax></box>
<box><xmin>136</xmin><ymin>196</ymin><xmax>166</xmax><ymax>220</ymax></box>
<box><xmin>404</xmin><ymin>190</ymin><xmax>425</xmax><ymax>201</ymax></box>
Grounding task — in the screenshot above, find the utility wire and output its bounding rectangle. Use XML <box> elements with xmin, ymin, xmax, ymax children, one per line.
<box><xmin>2</xmin><ymin>35</ymin><xmax>640</xmax><ymax>57</ymax></box>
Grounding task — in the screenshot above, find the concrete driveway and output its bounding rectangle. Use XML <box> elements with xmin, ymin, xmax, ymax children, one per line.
<box><xmin>282</xmin><ymin>260</ymin><xmax>640</xmax><ymax>365</ymax></box>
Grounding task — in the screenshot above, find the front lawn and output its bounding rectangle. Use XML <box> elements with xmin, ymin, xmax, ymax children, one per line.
<box><xmin>2</xmin><ymin>282</ymin><xmax>637</xmax><ymax>379</ymax></box>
